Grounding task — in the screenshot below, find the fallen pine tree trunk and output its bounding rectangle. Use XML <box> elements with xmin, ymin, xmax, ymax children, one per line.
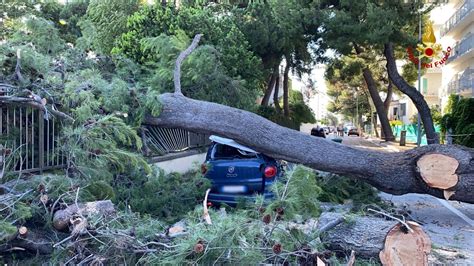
<box><xmin>143</xmin><ymin>34</ymin><xmax>474</xmax><ymax>204</ymax></box>
<box><xmin>145</xmin><ymin>93</ymin><xmax>474</xmax><ymax>203</ymax></box>
<box><xmin>317</xmin><ymin>212</ymin><xmax>431</xmax><ymax>265</ymax></box>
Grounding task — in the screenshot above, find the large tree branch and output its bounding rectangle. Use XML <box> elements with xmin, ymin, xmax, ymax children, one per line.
<box><xmin>174</xmin><ymin>34</ymin><xmax>202</xmax><ymax>96</ymax></box>
<box><xmin>145</xmin><ymin>94</ymin><xmax>474</xmax><ymax>203</ymax></box>
<box><xmin>384</xmin><ymin>42</ymin><xmax>439</xmax><ymax>144</ymax></box>
<box><xmin>353</xmin><ymin>43</ymin><xmax>395</xmax><ymax>141</ymax></box>
<box><xmin>145</xmin><ymin>34</ymin><xmax>473</xmax><ymax>203</ymax></box>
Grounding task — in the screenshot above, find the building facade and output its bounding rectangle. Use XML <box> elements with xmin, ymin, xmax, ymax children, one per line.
<box><xmin>390</xmin><ymin>0</ymin><xmax>473</xmax><ymax>126</ymax></box>
<box><xmin>440</xmin><ymin>0</ymin><xmax>474</xmax><ymax>110</ymax></box>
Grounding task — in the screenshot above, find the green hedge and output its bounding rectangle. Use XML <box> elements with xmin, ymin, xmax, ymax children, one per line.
<box><xmin>441</xmin><ymin>95</ymin><xmax>474</xmax><ymax>148</ymax></box>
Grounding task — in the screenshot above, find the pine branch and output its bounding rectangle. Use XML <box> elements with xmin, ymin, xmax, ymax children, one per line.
<box><xmin>0</xmin><ymin>96</ymin><xmax>74</xmax><ymax>121</ymax></box>
<box><xmin>173</xmin><ymin>34</ymin><xmax>203</xmax><ymax>96</ymax></box>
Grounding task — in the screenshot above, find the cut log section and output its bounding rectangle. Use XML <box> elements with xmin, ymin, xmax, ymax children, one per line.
<box><xmin>318</xmin><ymin>212</ymin><xmax>431</xmax><ymax>264</ymax></box>
<box><xmin>379</xmin><ymin>221</ymin><xmax>431</xmax><ymax>266</ymax></box>
<box><xmin>52</xmin><ymin>200</ymin><xmax>116</xmax><ymax>231</ymax></box>
<box><xmin>417</xmin><ymin>154</ymin><xmax>459</xmax><ymax>189</ymax></box>
<box><xmin>0</xmin><ymin>229</ymin><xmax>53</xmax><ymax>254</ymax></box>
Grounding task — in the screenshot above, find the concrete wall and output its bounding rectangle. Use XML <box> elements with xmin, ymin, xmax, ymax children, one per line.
<box><xmin>153</xmin><ymin>152</ymin><xmax>207</xmax><ymax>174</ymax></box>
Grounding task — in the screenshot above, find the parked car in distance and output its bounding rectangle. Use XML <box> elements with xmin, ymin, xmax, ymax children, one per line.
<box><xmin>322</xmin><ymin>126</ymin><xmax>330</xmax><ymax>135</ymax></box>
<box><xmin>311</xmin><ymin>127</ymin><xmax>326</xmax><ymax>138</ymax></box>
<box><xmin>202</xmin><ymin>135</ymin><xmax>282</xmax><ymax>206</ymax></box>
<box><xmin>348</xmin><ymin>127</ymin><xmax>360</xmax><ymax>136</ymax></box>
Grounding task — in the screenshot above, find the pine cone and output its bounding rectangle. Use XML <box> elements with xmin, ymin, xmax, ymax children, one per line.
<box><xmin>276</xmin><ymin>207</ymin><xmax>284</xmax><ymax>215</ymax></box>
<box><xmin>194</xmin><ymin>243</ymin><xmax>205</xmax><ymax>253</ymax></box>
<box><xmin>262</xmin><ymin>214</ymin><xmax>271</xmax><ymax>224</ymax></box>
<box><xmin>272</xmin><ymin>243</ymin><xmax>282</xmax><ymax>254</ymax></box>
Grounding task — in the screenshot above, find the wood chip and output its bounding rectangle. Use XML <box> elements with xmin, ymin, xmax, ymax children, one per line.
<box><xmin>417</xmin><ymin>154</ymin><xmax>459</xmax><ymax>189</ymax></box>
<box><xmin>316</xmin><ymin>256</ymin><xmax>326</xmax><ymax>266</ymax></box>
<box><xmin>203</xmin><ymin>188</ymin><xmax>212</xmax><ymax>225</ymax></box>
<box><xmin>18</xmin><ymin>226</ymin><xmax>28</xmax><ymax>236</ymax></box>
<box><xmin>168</xmin><ymin>225</ymin><xmax>184</xmax><ymax>236</ymax></box>
<box><xmin>443</xmin><ymin>190</ymin><xmax>456</xmax><ymax>200</ymax></box>
<box><xmin>40</xmin><ymin>194</ymin><xmax>48</xmax><ymax>204</ymax></box>
<box><xmin>346</xmin><ymin>250</ymin><xmax>355</xmax><ymax>266</ymax></box>
<box><xmin>379</xmin><ymin>221</ymin><xmax>431</xmax><ymax>266</ymax></box>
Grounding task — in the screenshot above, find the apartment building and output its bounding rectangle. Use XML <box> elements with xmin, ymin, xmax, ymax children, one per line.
<box><xmin>440</xmin><ymin>0</ymin><xmax>474</xmax><ymax>110</ymax></box>
<box><xmin>390</xmin><ymin>0</ymin><xmax>473</xmax><ymax>125</ymax></box>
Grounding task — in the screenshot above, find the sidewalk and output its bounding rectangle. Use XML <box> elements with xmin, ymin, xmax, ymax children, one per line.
<box><xmin>364</xmin><ymin>136</ymin><xmax>417</xmax><ymax>152</ymax></box>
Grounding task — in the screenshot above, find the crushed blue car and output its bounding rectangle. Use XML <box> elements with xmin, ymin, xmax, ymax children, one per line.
<box><xmin>201</xmin><ymin>135</ymin><xmax>282</xmax><ymax>206</ymax></box>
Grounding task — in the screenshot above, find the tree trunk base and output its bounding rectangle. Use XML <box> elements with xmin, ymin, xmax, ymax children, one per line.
<box><xmin>318</xmin><ymin>212</ymin><xmax>431</xmax><ymax>264</ymax></box>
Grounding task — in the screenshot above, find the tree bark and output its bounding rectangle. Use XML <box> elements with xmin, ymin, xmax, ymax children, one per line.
<box><xmin>53</xmin><ymin>200</ymin><xmax>116</xmax><ymax>231</ymax></box>
<box><xmin>273</xmin><ymin>75</ymin><xmax>281</xmax><ymax>113</ymax></box>
<box><xmin>353</xmin><ymin>44</ymin><xmax>395</xmax><ymax>141</ymax></box>
<box><xmin>0</xmin><ymin>229</ymin><xmax>53</xmax><ymax>255</ymax></box>
<box><xmin>381</xmin><ymin>80</ymin><xmax>393</xmax><ymax>139</ymax></box>
<box><xmin>283</xmin><ymin>56</ymin><xmax>291</xmax><ymax>117</ymax></box>
<box><xmin>318</xmin><ymin>212</ymin><xmax>431</xmax><ymax>264</ymax></box>
<box><xmin>318</xmin><ymin>212</ymin><xmax>397</xmax><ymax>258</ymax></box>
<box><xmin>145</xmin><ymin>93</ymin><xmax>474</xmax><ymax>203</ymax></box>
<box><xmin>384</xmin><ymin>42</ymin><xmax>439</xmax><ymax>144</ymax></box>
<box><xmin>261</xmin><ymin>63</ymin><xmax>279</xmax><ymax>106</ymax></box>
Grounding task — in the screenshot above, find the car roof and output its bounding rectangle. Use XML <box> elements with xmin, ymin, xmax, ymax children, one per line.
<box><xmin>209</xmin><ymin>135</ymin><xmax>259</xmax><ymax>154</ymax></box>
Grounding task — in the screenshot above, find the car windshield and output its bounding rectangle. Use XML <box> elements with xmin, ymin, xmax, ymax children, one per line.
<box><xmin>212</xmin><ymin>144</ymin><xmax>257</xmax><ymax>159</ymax></box>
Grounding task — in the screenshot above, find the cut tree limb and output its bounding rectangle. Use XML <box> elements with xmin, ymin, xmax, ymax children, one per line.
<box><xmin>318</xmin><ymin>212</ymin><xmax>431</xmax><ymax>264</ymax></box>
<box><xmin>0</xmin><ymin>229</ymin><xmax>53</xmax><ymax>255</ymax></box>
<box><xmin>379</xmin><ymin>221</ymin><xmax>431</xmax><ymax>266</ymax></box>
<box><xmin>52</xmin><ymin>200</ymin><xmax>115</xmax><ymax>231</ymax></box>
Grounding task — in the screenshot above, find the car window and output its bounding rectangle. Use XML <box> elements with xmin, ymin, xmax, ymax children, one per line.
<box><xmin>212</xmin><ymin>144</ymin><xmax>257</xmax><ymax>159</ymax></box>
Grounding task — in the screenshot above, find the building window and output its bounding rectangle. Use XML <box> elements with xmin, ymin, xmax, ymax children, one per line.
<box><xmin>400</xmin><ymin>103</ymin><xmax>406</xmax><ymax>117</ymax></box>
<box><xmin>422</xmin><ymin>78</ymin><xmax>428</xmax><ymax>94</ymax></box>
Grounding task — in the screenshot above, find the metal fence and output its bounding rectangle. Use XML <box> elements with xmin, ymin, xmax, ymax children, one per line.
<box><xmin>0</xmin><ymin>103</ymin><xmax>211</xmax><ymax>173</ymax></box>
<box><xmin>447</xmin><ymin>33</ymin><xmax>473</xmax><ymax>64</ymax></box>
<box><xmin>447</xmin><ymin>68</ymin><xmax>474</xmax><ymax>96</ymax></box>
<box><xmin>142</xmin><ymin>125</ymin><xmax>211</xmax><ymax>157</ymax></box>
<box><xmin>0</xmin><ymin>105</ymin><xmax>65</xmax><ymax>173</ymax></box>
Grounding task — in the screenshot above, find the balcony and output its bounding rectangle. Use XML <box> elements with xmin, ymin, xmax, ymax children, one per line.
<box><xmin>447</xmin><ymin>33</ymin><xmax>474</xmax><ymax>64</ymax></box>
<box><xmin>447</xmin><ymin>68</ymin><xmax>474</xmax><ymax>96</ymax></box>
<box><xmin>441</xmin><ymin>0</ymin><xmax>474</xmax><ymax>36</ymax></box>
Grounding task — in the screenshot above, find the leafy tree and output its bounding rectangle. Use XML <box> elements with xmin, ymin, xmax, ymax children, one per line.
<box><xmin>234</xmin><ymin>0</ymin><xmax>322</xmax><ymax>116</ymax></box>
<box><xmin>80</xmin><ymin>0</ymin><xmax>140</xmax><ymax>54</ymax></box>
<box><xmin>114</xmin><ymin>4</ymin><xmax>262</xmax><ymax>110</ymax></box>
<box><xmin>325</xmin><ymin>57</ymin><xmax>372</xmax><ymax>129</ymax></box>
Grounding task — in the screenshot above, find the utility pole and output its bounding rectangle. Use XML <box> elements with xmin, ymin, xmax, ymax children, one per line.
<box><xmin>416</xmin><ymin>0</ymin><xmax>422</xmax><ymax>147</ymax></box>
<box><xmin>355</xmin><ymin>89</ymin><xmax>360</xmax><ymax>135</ymax></box>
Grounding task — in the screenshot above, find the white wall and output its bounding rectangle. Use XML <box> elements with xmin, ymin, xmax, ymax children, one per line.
<box><xmin>153</xmin><ymin>153</ymin><xmax>206</xmax><ymax>174</ymax></box>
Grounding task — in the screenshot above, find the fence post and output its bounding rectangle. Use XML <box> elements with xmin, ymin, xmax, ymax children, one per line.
<box><xmin>38</xmin><ymin>111</ymin><xmax>44</xmax><ymax>174</ymax></box>
<box><xmin>447</xmin><ymin>128</ymin><xmax>453</xmax><ymax>145</ymax></box>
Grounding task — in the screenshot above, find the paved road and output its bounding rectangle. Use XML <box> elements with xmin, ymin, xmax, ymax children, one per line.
<box><xmin>340</xmin><ymin>135</ymin><xmax>474</xmax><ymax>263</ymax></box>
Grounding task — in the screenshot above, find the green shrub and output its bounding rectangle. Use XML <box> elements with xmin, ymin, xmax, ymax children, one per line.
<box><xmin>441</xmin><ymin>95</ymin><xmax>474</xmax><ymax>147</ymax></box>
<box><xmin>83</xmin><ymin>180</ymin><xmax>116</xmax><ymax>201</ymax></box>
